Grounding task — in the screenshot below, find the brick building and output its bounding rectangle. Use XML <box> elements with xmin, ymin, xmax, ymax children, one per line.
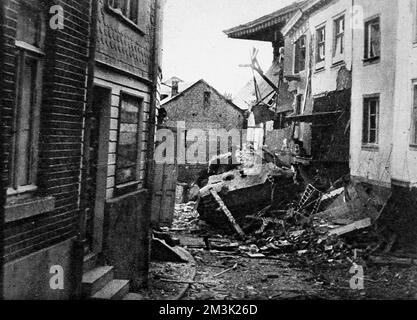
<box><xmin>0</xmin><ymin>0</ymin><xmax>164</xmax><ymax>299</ymax></box>
<box><xmin>0</xmin><ymin>0</ymin><xmax>93</xmax><ymax>299</ymax></box>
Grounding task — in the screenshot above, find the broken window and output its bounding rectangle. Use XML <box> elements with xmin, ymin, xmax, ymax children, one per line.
<box><xmin>333</xmin><ymin>16</ymin><xmax>345</xmax><ymax>60</ymax></box>
<box><xmin>316</xmin><ymin>26</ymin><xmax>326</xmax><ymax>65</ymax></box>
<box><xmin>412</xmin><ymin>84</ymin><xmax>417</xmax><ymax>146</ymax></box>
<box><xmin>9</xmin><ymin>3</ymin><xmax>45</xmax><ymax>192</ymax></box>
<box><xmin>116</xmin><ymin>94</ymin><xmax>143</xmax><ymax>186</ymax></box>
<box><xmin>362</xmin><ymin>96</ymin><xmax>380</xmax><ymax>145</ymax></box>
<box><xmin>294</xmin><ymin>35</ymin><xmax>306</xmax><ymax>74</ymax></box>
<box><xmin>364</xmin><ymin>17</ymin><xmax>380</xmax><ymax>60</ymax></box>
<box><xmin>109</xmin><ymin>0</ymin><xmax>140</xmax><ymax>25</ymax></box>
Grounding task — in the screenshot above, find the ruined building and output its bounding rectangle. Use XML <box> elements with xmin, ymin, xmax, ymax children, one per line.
<box><xmin>226</xmin><ymin>0</ymin><xmax>417</xmax><ymax>245</ymax></box>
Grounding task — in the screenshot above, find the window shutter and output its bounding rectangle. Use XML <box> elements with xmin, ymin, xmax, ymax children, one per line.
<box><xmin>362</xmin><ymin>101</ymin><xmax>369</xmax><ymax>144</ymax></box>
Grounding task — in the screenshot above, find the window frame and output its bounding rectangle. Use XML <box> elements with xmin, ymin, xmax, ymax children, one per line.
<box><xmin>8</xmin><ymin>3</ymin><xmax>45</xmax><ymax>196</ymax></box>
<box><xmin>364</xmin><ymin>16</ymin><xmax>381</xmax><ymax>62</ymax></box>
<box><xmin>107</xmin><ymin>0</ymin><xmax>145</xmax><ymax>34</ymax></box>
<box><xmin>316</xmin><ymin>24</ymin><xmax>327</xmax><ymax>70</ymax></box>
<box><xmin>411</xmin><ymin>81</ymin><xmax>417</xmax><ymax>147</ymax></box>
<box><xmin>362</xmin><ymin>94</ymin><xmax>380</xmax><ymax>148</ymax></box>
<box><xmin>333</xmin><ymin>15</ymin><xmax>345</xmax><ymax>63</ymax></box>
<box><xmin>293</xmin><ymin>35</ymin><xmax>307</xmax><ymax>74</ymax></box>
<box><xmin>114</xmin><ymin>92</ymin><xmax>144</xmax><ymax>195</ymax></box>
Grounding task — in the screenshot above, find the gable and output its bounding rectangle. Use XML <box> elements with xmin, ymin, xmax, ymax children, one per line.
<box><xmin>163</xmin><ymin>81</ymin><xmax>245</xmax><ymax>130</ymax></box>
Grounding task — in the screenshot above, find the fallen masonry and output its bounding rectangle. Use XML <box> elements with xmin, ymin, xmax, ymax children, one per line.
<box><xmin>170</xmin><ymin>148</ymin><xmax>409</xmax><ymax>269</ymax></box>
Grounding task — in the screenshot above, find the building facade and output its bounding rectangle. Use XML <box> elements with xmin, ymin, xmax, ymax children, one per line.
<box><xmin>349</xmin><ymin>0</ymin><xmax>417</xmax><ymax>244</ymax></box>
<box><xmin>1</xmin><ymin>0</ymin><xmax>93</xmax><ymax>299</ymax></box>
<box><xmin>85</xmin><ymin>0</ymin><xmax>163</xmax><ymax>291</ymax></box>
<box><xmin>282</xmin><ymin>0</ymin><xmax>353</xmax><ymax>181</ymax></box>
<box><xmin>351</xmin><ymin>0</ymin><xmax>417</xmax><ymax>191</ymax></box>
<box><xmin>0</xmin><ymin>0</ymin><xmax>163</xmax><ymax>299</ymax></box>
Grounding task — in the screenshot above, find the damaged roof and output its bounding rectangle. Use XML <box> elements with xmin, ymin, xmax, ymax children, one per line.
<box><xmin>234</xmin><ymin>60</ymin><xmax>294</xmax><ymax>113</ymax></box>
<box><xmin>223</xmin><ymin>1</ymin><xmax>305</xmax><ymax>41</ymax></box>
<box><xmin>282</xmin><ymin>0</ymin><xmax>335</xmax><ymax>36</ymax></box>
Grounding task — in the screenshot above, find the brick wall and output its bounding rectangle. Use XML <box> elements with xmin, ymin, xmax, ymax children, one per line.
<box><xmin>1</xmin><ymin>0</ymin><xmax>91</xmax><ymax>263</ymax></box>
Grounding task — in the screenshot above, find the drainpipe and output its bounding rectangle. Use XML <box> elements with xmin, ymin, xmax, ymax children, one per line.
<box><xmin>72</xmin><ymin>0</ymin><xmax>98</xmax><ymax>300</ymax></box>
<box><xmin>142</xmin><ymin>0</ymin><xmax>163</xmax><ymax>288</ymax></box>
<box><xmin>0</xmin><ymin>0</ymin><xmax>6</xmax><ymax>301</ymax></box>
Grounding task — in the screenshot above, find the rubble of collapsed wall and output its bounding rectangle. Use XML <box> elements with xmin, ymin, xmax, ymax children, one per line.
<box><xmin>172</xmin><ymin>143</ymin><xmax>414</xmax><ymax>268</ymax></box>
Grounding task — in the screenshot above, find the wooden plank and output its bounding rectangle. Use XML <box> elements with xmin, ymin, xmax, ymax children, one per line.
<box><xmin>209</xmin><ymin>189</ymin><xmax>245</xmax><ymax>238</ymax></box>
<box><xmin>328</xmin><ymin>218</ymin><xmax>372</xmax><ymax>236</ymax></box>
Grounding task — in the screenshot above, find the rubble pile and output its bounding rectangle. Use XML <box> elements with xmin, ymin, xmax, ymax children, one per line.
<box><xmin>239</xmin><ymin>208</ymin><xmax>380</xmax><ymax>266</ymax></box>
<box><xmin>195</xmin><ymin>178</ymin><xmax>388</xmax><ymax>267</ymax></box>
<box><xmin>173</xmin><ymin>144</ymin><xmax>394</xmax><ymax>267</ymax></box>
<box><xmin>171</xmin><ymin>202</ymin><xmax>200</xmax><ymax>232</ymax></box>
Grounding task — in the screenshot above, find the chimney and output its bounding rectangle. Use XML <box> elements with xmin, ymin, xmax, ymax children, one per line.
<box><xmin>171</xmin><ymin>80</ymin><xmax>179</xmax><ymax>96</ymax></box>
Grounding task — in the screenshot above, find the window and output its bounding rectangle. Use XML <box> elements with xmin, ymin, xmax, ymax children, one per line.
<box><xmin>203</xmin><ymin>91</ymin><xmax>211</xmax><ymax>108</ymax></box>
<box><xmin>9</xmin><ymin>3</ymin><xmax>45</xmax><ymax>193</ymax></box>
<box><xmin>362</xmin><ymin>96</ymin><xmax>380</xmax><ymax>145</ymax></box>
<box><xmin>116</xmin><ymin>94</ymin><xmax>143</xmax><ymax>186</ymax></box>
<box><xmin>294</xmin><ymin>35</ymin><xmax>306</xmax><ymax>74</ymax></box>
<box><xmin>316</xmin><ymin>26</ymin><xmax>326</xmax><ymax>65</ymax></box>
<box><xmin>108</xmin><ymin>0</ymin><xmax>139</xmax><ymax>25</ymax></box>
<box><xmin>412</xmin><ymin>83</ymin><xmax>417</xmax><ymax>145</ymax></box>
<box><xmin>333</xmin><ymin>16</ymin><xmax>345</xmax><ymax>60</ymax></box>
<box><xmin>364</xmin><ymin>17</ymin><xmax>381</xmax><ymax>60</ymax></box>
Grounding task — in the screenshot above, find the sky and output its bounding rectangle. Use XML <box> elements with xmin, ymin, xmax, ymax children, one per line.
<box><xmin>162</xmin><ymin>0</ymin><xmax>298</xmax><ymax>96</ymax></box>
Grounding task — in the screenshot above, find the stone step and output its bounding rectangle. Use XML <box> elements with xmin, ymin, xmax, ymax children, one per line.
<box><xmin>123</xmin><ymin>293</ymin><xmax>145</xmax><ymax>300</ymax></box>
<box><xmin>83</xmin><ymin>253</ymin><xmax>100</xmax><ymax>273</ymax></box>
<box><xmin>91</xmin><ymin>280</ymin><xmax>130</xmax><ymax>300</ymax></box>
<box><xmin>82</xmin><ymin>266</ymin><xmax>114</xmax><ymax>297</ymax></box>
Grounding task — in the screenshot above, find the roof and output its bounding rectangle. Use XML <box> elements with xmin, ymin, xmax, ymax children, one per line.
<box><xmin>223</xmin><ymin>1</ymin><xmax>305</xmax><ymax>41</ymax></box>
<box><xmin>233</xmin><ymin>60</ymin><xmax>294</xmax><ymax>113</ymax></box>
<box><xmin>160</xmin><ymin>79</ymin><xmax>196</xmax><ymax>100</ymax></box>
<box><xmin>161</xmin><ymin>79</ymin><xmax>246</xmax><ymax>115</ymax></box>
<box><xmin>282</xmin><ymin>0</ymin><xmax>334</xmax><ymax>36</ymax></box>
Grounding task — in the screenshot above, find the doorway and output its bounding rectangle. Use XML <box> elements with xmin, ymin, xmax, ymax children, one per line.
<box><xmin>85</xmin><ymin>86</ymin><xmax>111</xmax><ymax>255</ymax></box>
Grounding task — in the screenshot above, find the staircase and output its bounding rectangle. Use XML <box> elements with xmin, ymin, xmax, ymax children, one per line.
<box><xmin>82</xmin><ymin>254</ymin><xmax>143</xmax><ymax>300</ymax></box>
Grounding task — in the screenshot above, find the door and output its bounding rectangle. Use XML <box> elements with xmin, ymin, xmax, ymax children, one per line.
<box><xmin>85</xmin><ymin>86</ymin><xmax>111</xmax><ymax>254</ymax></box>
<box><xmin>151</xmin><ymin>126</ymin><xmax>178</xmax><ymax>227</ymax></box>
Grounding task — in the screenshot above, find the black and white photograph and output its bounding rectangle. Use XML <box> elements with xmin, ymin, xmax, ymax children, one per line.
<box><xmin>0</xmin><ymin>0</ymin><xmax>417</xmax><ymax>309</ymax></box>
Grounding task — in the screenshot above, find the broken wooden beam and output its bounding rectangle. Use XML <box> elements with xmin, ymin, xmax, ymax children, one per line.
<box><xmin>209</xmin><ymin>188</ymin><xmax>245</xmax><ymax>238</ymax></box>
<box><xmin>328</xmin><ymin>218</ymin><xmax>372</xmax><ymax>236</ymax></box>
